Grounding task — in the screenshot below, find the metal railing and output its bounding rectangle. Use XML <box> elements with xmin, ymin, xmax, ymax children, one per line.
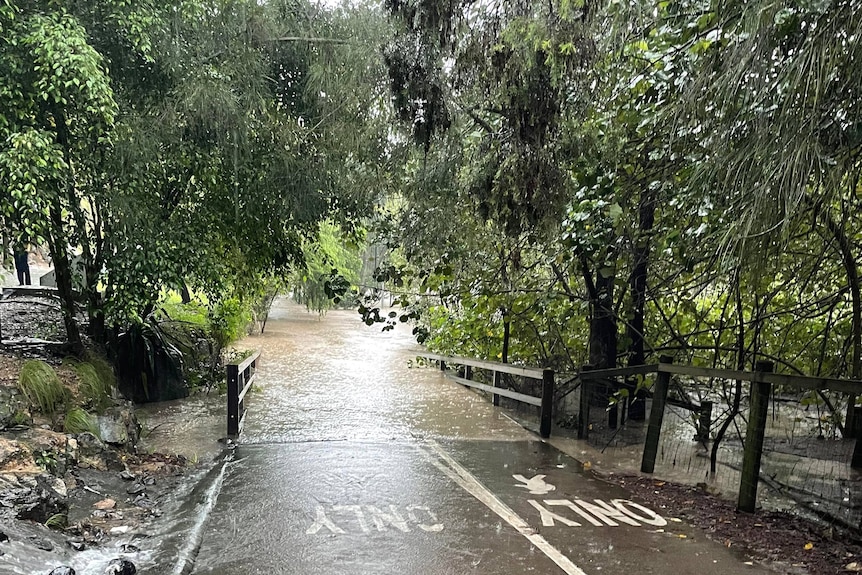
<box><xmin>226</xmin><ymin>350</ymin><xmax>261</xmax><ymax>438</ymax></box>
<box><xmin>416</xmin><ymin>352</ymin><xmax>555</xmax><ymax>438</ymax></box>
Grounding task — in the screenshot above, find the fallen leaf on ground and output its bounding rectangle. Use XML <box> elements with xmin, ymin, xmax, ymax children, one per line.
<box><xmin>804</xmin><ymin>542</ymin><xmax>814</xmax><ymax>550</ymax></box>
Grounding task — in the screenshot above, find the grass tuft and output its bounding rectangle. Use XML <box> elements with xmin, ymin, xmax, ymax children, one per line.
<box><xmin>17</xmin><ymin>360</ymin><xmax>67</xmax><ymax>418</ymax></box>
<box><xmin>76</xmin><ymin>362</ymin><xmax>113</xmax><ymax>411</ymax></box>
<box><xmin>63</xmin><ymin>407</ymin><xmax>100</xmax><ymax>437</ymax></box>
<box><xmin>44</xmin><ymin>513</ymin><xmax>68</xmax><ymax>530</ymax></box>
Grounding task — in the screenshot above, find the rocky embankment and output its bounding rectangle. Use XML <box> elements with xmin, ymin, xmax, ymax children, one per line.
<box><xmin>0</xmin><ymin>291</ymin><xmax>197</xmax><ymax>575</ymax></box>
<box><xmin>0</xmin><ymin>396</ymin><xmax>191</xmax><ymax>574</ymax></box>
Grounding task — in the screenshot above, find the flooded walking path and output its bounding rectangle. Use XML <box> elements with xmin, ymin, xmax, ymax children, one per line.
<box><xmin>142</xmin><ymin>299</ymin><xmax>772</xmax><ymax>575</ymax></box>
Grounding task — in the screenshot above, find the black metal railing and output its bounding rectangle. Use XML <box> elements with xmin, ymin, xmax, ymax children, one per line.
<box><xmin>226</xmin><ymin>350</ymin><xmax>261</xmax><ymax>438</ymax></box>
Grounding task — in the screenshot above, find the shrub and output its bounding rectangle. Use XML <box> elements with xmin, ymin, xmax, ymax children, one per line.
<box><xmin>209</xmin><ymin>297</ymin><xmax>251</xmax><ymax>348</ymax></box>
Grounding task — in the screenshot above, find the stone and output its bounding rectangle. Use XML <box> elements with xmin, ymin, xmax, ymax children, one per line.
<box><xmin>104</xmin><ymin>558</ymin><xmax>136</xmax><ymax>575</ymax></box>
<box><xmin>0</xmin><ymin>387</ymin><xmax>28</xmax><ymax>430</ymax></box>
<box><xmin>31</xmin><ymin>536</ymin><xmax>53</xmax><ymax>551</ymax></box>
<box><xmin>76</xmin><ymin>433</ymin><xmax>124</xmax><ymax>472</ymax></box>
<box><xmin>0</xmin><ymin>531</ymin><xmax>8</xmax><ymax>542</ymax></box>
<box><xmin>126</xmin><ymin>484</ymin><xmax>145</xmax><ymax>496</ymax></box>
<box><xmin>96</xmin><ymin>408</ymin><xmax>141</xmax><ymax>448</ymax></box>
<box><xmin>118</xmin><ymin>470</ymin><xmax>135</xmax><ymax>481</ymax></box>
<box><xmin>67</xmin><ymin>538</ymin><xmax>86</xmax><ymax>551</ymax></box>
<box><xmin>48</xmin><ymin>567</ymin><xmax>75</xmax><ymax>575</ymax></box>
<box><xmin>94</xmin><ymin>498</ymin><xmax>116</xmax><ymax>510</ymax></box>
<box><xmin>120</xmin><ymin>543</ymin><xmax>140</xmax><ymax>553</ymax></box>
<box><xmin>13</xmin><ymin>474</ymin><xmax>68</xmax><ymax>523</ymax></box>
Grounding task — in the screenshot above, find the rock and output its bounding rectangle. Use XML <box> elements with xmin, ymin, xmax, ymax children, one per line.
<box><xmin>0</xmin><ymin>387</ymin><xmax>28</xmax><ymax>430</ymax></box>
<box><xmin>118</xmin><ymin>470</ymin><xmax>135</xmax><ymax>481</ymax></box>
<box><xmin>0</xmin><ymin>530</ymin><xmax>8</xmax><ymax>541</ymax></box>
<box><xmin>48</xmin><ymin>567</ymin><xmax>75</xmax><ymax>575</ymax></box>
<box><xmin>76</xmin><ymin>433</ymin><xmax>124</xmax><ymax>472</ymax></box>
<box><xmin>141</xmin><ymin>476</ymin><xmax>155</xmax><ymax>486</ymax></box>
<box><xmin>67</xmin><ymin>539</ymin><xmax>86</xmax><ymax>551</ymax></box>
<box><xmin>104</xmin><ymin>558</ymin><xmax>136</xmax><ymax>574</ymax></box>
<box><xmin>96</xmin><ymin>408</ymin><xmax>141</xmax><ymax>448</ymax></box>
<box><xmin>126</xmin><ymin>484</ymin><xmax>145</xmax><ymax>496</ymax></box>
<box><xmin>120</xmin><ymin>543</ymin><xmax>139</xmax><ymax>553</ymax></box>
<box><xmin>31</xmin><ymin>536</ymin><xmax>53</xmax><ymax>551</ymax></box>
<box><xmin>0</xmin><ymin>437</ymin><xmax>39</xmax><ymax>474</ymax></box>
<box><xmin>109</xmin><ymin>526</ymin><xmax>130</xmax><ymax>535</ymax></box>
<box><xmin>13</xmin><ymin>474</ymin><xmax>68</xmax><ymax>523</ymax></box>
<box><xmin>94</xmin><ymin>498</ymin><xmax>116</xmax><ymax>510</ymax></box>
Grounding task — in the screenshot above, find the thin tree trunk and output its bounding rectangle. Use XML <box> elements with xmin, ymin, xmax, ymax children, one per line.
<box><xmin>814</xmin><ymin>203</ymin><xmax>861</xmax><ymax>437</ymax></box>
<box><xmin>710</xmin><ymin>268</ymin><xmax>745</xmax><ymax>474</ymax></box>
<box><xmin>47</xmin><ymin>201</ymin><xmax>82</xmax><ymax>352</ymax></box>
<box><xmin>626</xmin><ymin>190</ymin><xmax>655</xmax><ymax>420</ymax></box>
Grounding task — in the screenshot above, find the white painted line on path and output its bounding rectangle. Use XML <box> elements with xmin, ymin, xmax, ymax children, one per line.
<box><xmin>418</xmin><ymin>440</ymin><xmax>588</xmax><ymax>575</ymax></box>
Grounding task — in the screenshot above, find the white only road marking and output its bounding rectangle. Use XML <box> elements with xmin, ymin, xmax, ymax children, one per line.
<box><xmin>417</xmin><ymin>441</ymin><xmax>588</xmax><ymax>575</ymax></box>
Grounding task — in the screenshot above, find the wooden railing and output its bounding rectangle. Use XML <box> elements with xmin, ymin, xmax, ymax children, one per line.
<box><xmin>418</xmin><ymin>350</ymin><xmax>862</xmax><ymax>513</ymax></box>
<box><xmin>581</xmin><ymin>358</ymin><xmax>862</xmax><ymax>512</ymax></box>
<box><xmin>226</xmin><ymin>350</ymin><xmax>261</xmax><ymax>438</ymax></box>
<box><xmin>416</xmin><ymin>352</ymin><xmax>555</xmax><ymax>438</ymax></box>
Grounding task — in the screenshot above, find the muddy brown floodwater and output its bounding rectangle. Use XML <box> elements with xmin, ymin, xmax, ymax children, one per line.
<box><xmin>131</xmin><ymin>299</ymin><xmax>782</xmax><ymax>575</ymax></box>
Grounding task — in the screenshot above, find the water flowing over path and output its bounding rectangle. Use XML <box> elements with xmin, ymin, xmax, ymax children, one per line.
<box><xmin>175</xmin><ymin>299</ymin><xmax>770</xmax><ymax>575</ymax></box>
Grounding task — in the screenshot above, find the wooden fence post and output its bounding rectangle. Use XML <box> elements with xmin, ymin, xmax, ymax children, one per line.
<box><xmin>641</xmin><ymin>356</ymin><xmax>673</xmax><ymax>473</ymax></box>
<box><xmin>578</xmin><ymin>365</ymin><xmax>593</xmax><ymax>440</ymax></box>
<box><xmin>851</xmin><ymin>407</ymin><xmax>862</xmax><ymax>469</ymax></box>
<box><xmin>738</xmin><ymin>361</ymin><xmax>773</xmax><ymax>513</ymax></box>
<box><xmin>540</xmin><ymin>369</ymin><xmax>555</xmax><ymax>439</ymax></box>
<box><xmin>492</xmin><ymin>371</ymin><xmax>502</xmax><ymax>406</ymax></box>
<box><xmin>439</xmin><ymin>359</ymin><xmax>446</xmax><ymax>372</ymax></box>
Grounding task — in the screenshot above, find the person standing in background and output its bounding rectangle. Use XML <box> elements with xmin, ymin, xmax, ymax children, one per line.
<box><xmin>14</xmin><ymin>243</ymin><xmax>30</xmax><ymax>285</ymax></box>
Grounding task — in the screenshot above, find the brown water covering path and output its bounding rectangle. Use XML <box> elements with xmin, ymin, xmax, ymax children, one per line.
<box><xmin>157</xmin><ymin>298</ymin><xmax>773</xmax><ymax>575</ymax></box>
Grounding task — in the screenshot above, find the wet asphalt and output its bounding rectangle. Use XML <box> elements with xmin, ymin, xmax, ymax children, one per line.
<box><xmin>187</xmin><ymin>301</ymin><xmax>773</xmax><ymax>575</ymax></box>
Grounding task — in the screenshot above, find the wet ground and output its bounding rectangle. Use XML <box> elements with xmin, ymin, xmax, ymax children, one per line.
<box><xmin>141</xmin><ymin>299</ymin><xmax>774</xmax><ymax>575</ymax></box>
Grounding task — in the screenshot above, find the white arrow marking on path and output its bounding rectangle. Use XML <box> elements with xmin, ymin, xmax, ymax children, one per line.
<box><xmin>513</xmin><ymin>474</ymin><xmax>556</xmax><ymax>495</ymax></box>
<box><xmin>418</xmin><ymin>441</ymin><xmax>587</xmax><ymax>575</ymax></box>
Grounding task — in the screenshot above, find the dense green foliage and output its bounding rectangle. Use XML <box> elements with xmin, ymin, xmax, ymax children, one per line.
<box><xmin>368</xmin><ymin>0</ymin><xmax>862</xmax><ymax>432</ymax></box>
<box><xmin>0</xmin><ymin>0</ymin><xmax>387</xmax><ymax>351</ymax></box>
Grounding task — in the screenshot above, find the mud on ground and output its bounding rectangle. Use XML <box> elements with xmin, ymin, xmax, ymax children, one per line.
<box><xmin>602</xmin><ymin>472</ymin><xmax>862</xmax><ymax>575</ymax></box>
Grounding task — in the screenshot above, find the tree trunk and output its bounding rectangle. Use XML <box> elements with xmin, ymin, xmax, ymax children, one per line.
<box><xmin>586</xmin><ymin>265</ymin><xmax>617</xmax><ymax>408</ymax></box>
<box><xmin>589</xmin><ymin>270</ymin><xmax>617</xmax><ymax>369</ymax></box>
<box><xmin>47</xmin><ymin>201</ymin><xmax>82</xmax><ymax>352</ymax></box>
<box><xmin>626</xmin><ymin>190</ymin><xmax>656</xmax><ymax>420</ymax></box>
<box><xmin>815</xmin><ymin>203</ymin><xmax>861</xmax><ymax>437</ymax></box>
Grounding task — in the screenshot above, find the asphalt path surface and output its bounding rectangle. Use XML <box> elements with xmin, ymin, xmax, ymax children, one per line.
<box><xmin>187</xmin><ymin>302</ymin><xmax>772</xmax><ymax>575</ymax></box>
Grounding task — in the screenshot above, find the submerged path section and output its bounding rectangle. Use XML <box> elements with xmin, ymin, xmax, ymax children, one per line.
<box><xmin>188</xmin><ymin>439</ymin><xmax>766</xmax><ymax>575</ymax></box>
<box><xmin>179</xmin><ymin>302</ymin><xmax>769</xmax><ymax>575</ymax></box>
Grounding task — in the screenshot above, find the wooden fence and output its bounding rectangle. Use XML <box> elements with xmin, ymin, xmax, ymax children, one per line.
<box><xmin>581</xmin><ymin>358</ymin><xmax>862</xmax><ymax>512</ymax></box>
<box><xmin>416</xmin><ymin>352</ymin><xmax>555</xmax><ymax>438</ymax></box>
<box><xmin>418</xmin><ymin>350</ymin><xmax>862</xmax><ymax>513</ymax></box>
